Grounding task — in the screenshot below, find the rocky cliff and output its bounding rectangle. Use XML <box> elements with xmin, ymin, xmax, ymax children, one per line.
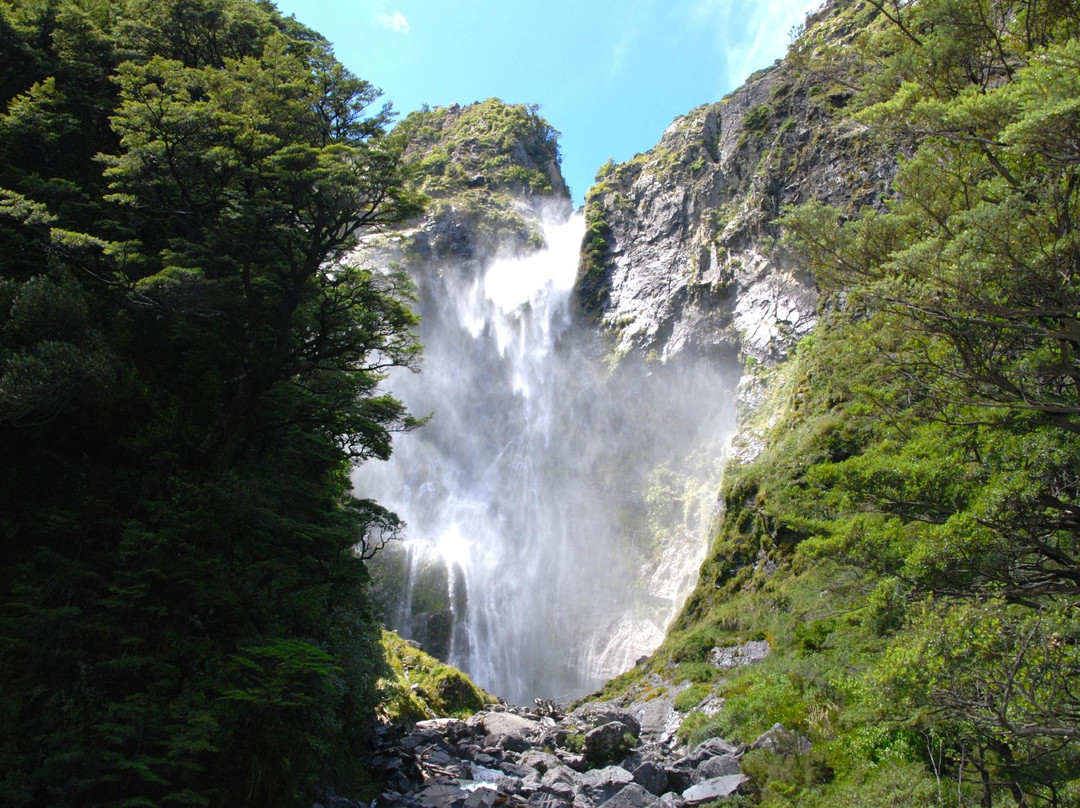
<box><xmin>576</xmin><ymin>1</ymin><xmax>893</xmax><ymax>370</ymax></box>
<box><xmin>395</xmin><ymin>98</ymin><xmax>571</xmax><ymax>263</ymax></box>
<box><xmin>360</xmin><ymin>97</ymin><xmax>738</xmax><ymax>704</ymax></box>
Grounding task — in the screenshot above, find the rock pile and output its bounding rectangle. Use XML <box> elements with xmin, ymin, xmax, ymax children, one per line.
<box><xmin>360</xmin><ymin>700</ymin><xmax>807</xmax><ymax>807</ymax></box>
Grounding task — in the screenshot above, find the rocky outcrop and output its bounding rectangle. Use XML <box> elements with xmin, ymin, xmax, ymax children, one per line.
<box><xmin>575</xmin><ymin>2</ymin><xmax>894</xmax><ymax>367</ymax></box>
<box><xmin>360</xmin><ymin>699</ymin><xmax>817</xmax><ymax>808</ymax></box>
<box><xmin>395</xmin><ymin>99</ymin><xmax>572</xmax><ymax>264</ymax></box>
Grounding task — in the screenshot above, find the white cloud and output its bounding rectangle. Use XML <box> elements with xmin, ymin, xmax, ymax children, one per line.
<box><xmin>609</xmin><ymin>31</ymin><xmax>633</xmax><ymax>80</ymax></box>
<box><xmin>375</xmin><ymin>10</ymin><xmax>410</xmax><ymax>33</ymax></box>
<box><xmin>734</xmin><ymin>0</ymin><xmax>820</xmax><ymax>77</ymax></box>
<box><xmin>685</xmin><ymin>0</ymin><xmax>820</xmax><ymax>93</ymax></box>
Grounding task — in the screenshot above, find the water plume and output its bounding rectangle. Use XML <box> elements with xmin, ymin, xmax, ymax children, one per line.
<box><xmin>357</xmin><ymin>205</ymin><xmax>738</xmax><ymax>705</ymax></box>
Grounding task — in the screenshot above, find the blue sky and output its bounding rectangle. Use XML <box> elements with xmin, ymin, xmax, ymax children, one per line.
<box><xmin>271</xmin><ymin>0</ymin><xmax>822</xmax><ymax>206</ymax></box>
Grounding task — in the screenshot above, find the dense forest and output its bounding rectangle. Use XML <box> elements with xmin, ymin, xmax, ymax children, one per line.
<box><xmin>0</xmin><ymin>0</ymin><xmax>425</xmax><ymax>803</ymax></box>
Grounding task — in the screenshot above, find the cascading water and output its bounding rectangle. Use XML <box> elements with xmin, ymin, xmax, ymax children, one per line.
<box><xmin>357</xmin><ymin>205</ymin><xmax>738</xmax><ymax>705</ymax></box>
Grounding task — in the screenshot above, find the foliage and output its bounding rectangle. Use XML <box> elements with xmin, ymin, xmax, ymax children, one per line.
<box><xmin>395</xmin><ymin>99</ymin><xmax>564</xmax><ymax>255</ymax></box>
<box><xmin>377</xmin><ymin>631</ymin><xmax>492</xmax><ymax>723</ymax></box>
<box><xmin>665</xmin><ymin>0</ymin><xmax>1080</xmax><ymax>804</ymax></box>
<box><xmin>0</xmin><ymin>0</ymin><xmax>423</xmax><ymax>805</ymax></box>
<box><xmin>574</xmin><ymin>185</ymin><xmax>612</xmax><ymax>318</ymax></box>
<box><xmin>398</xmin><ymin>99</ymin><xmax>560</xmax><ymax>198</ymax></box>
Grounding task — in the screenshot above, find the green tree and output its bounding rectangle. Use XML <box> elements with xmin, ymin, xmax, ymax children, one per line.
<box><xmin>0</xmin><ymin>0</ymin><xmax>423</xmax><ymax>804</ymax></box>
<box><xmin>781</xmin><ymin>0</ymin><xmax>1080</xmax><ymax>802</ymax></box>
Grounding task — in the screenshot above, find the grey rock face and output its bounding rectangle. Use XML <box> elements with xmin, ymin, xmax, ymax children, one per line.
<box><xmin>708</xmin><ymin>639</ymin><xmax>771</xmax><ymax>669</ymax></box>
<box><xmin>579</xmin><ymin>2</ymin><xmax>896</xmax><ymax>373</ymax></box>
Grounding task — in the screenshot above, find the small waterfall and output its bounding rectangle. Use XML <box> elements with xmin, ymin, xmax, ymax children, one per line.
<box><xmin>358</xmin><ymin>206</ymin><xmax>737</xmax><ymax>705</ymax></box>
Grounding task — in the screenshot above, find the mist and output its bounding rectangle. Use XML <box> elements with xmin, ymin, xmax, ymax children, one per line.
<box><xmin>356</xmin><ymin>205</ymin><xmax>739</xmax><ymax>705</ymax></box>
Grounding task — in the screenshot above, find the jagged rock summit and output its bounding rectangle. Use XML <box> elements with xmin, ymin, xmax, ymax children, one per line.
<box><xmin>575</xmin><ymin>1</ymin><xmax>893</xmax><ymax>367</ymax></box>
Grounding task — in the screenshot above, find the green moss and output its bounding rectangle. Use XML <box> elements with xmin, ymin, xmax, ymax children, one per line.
<box><xmin>573</xmin><ymin>197</ymin><xmax>612</xmax><ymax>318</ymax></box>
<box><xmin>377</xmin><ymin>631</ymin><xmax>493</xmax><ymax>724</ymax></box>
<box><xmin>400</xmin><ymin>99</ymin><xmax>560</xmax><ymax>199</ymax></box>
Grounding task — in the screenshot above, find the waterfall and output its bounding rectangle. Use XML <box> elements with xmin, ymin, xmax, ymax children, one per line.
<box><xmin>357</xmin><ymin>206</ymin><xmax>737</xmax><ymax>706</ymax></box>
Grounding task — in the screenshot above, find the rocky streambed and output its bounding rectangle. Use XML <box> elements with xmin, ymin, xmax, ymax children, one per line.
<box><xmin>339</xmin><ymin>663</ymin><xmax>808</xmax><ymax>808</ymax></box>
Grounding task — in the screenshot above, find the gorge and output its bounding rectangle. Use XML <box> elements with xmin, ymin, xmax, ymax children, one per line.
<box><xmin>3</xmin><ymin>0</ymin><xmax>1079</xmax><ymax>804</ymax></box>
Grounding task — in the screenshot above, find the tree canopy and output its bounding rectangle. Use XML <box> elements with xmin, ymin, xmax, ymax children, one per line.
<box><xmin>0</xmin><ymin>0</ymin><xmax>423</xmax><ymax>804</ymax></box>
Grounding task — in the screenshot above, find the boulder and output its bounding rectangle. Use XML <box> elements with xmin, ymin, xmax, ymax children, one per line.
<box><xmin>568</xmin><ymin>703</ymin><xmax>642</xmax><ymax>736</ymax></box>
<box><xmin>540</xmin><ymin>764</ymin><xmax>581</xmax><ymax>791</ymax></box>
<box><xmin>556</xmin><ymin>752</ymin><xmax>588</xmax><ymax>772</ymax></box>
<box><xmin>519</xmin><ymin>750</ymin><xmax>563</xmax><ymax>775</ymax></box>
<box><xmin>414</xmin><ymin>782</ymin><xmax>468</xmax><ymax>807</ymax></box>
<box><xmin>664</xmin><ymin>738</ymin><xmax>740</xmax><ymax>792</ymax></box>
<box><xmin>526</xmin><ymin>783</ymin><xmax>577</xmax><ymax>807</ymax></box>
<box><xmin>583</xmin><ymin>721</ymin><xmax>636</xmax><ymax>764</ymax></box>
<box><xmin>578</xmin><ymin>765</ymin><xmax>635</xmax><ymax>804</ymax></box>
<box><xmin>696</xmin><ymin>754</ymin><xmax>740</xmax><ymax>781</ymax></box>
<box><xmin>602</xmin><ymin>783</ymin><xmax>663</xmax><ymax>807</ymax></box>
<box><xmin>751</xmin><ymin>723</ymin><xmax>811</xmax><ymax>756</ymax></box>
<box><xmin>482</xmin><ymin>711</ymin><xmax>540</xmax><ymax>745</ymax></box>
<box><xmin>682</xmin><ymin>774</ymin><xmax>748</xmax><ymax>805</ymax></box>
<box><xmin>631</xmin><ymin>759</ymin><xmax>669</xmax><ymax>796</ymax></box>
<box><xmin>463</xmin><ymin>789</ymin><xmax>501</xmax><ymax>808</ymax></box>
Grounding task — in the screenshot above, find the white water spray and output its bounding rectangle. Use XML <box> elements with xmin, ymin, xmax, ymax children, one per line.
<box><xmin>358</xmin><ymin>208</ymin><xmax>737</xmax><ymax>705</ymax></box>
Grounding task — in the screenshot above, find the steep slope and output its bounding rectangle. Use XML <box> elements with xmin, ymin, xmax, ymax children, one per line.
<box><xmin>583</xmin><ymin>1</ymin><xmax>1080</xmax><ymax>805</ymax></box>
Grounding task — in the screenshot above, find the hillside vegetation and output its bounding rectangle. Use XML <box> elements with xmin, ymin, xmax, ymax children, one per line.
<box><xmin>611</xmin><ymin>0</ymin><xmax>1080</xmax><ymax>805</ymax></box>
